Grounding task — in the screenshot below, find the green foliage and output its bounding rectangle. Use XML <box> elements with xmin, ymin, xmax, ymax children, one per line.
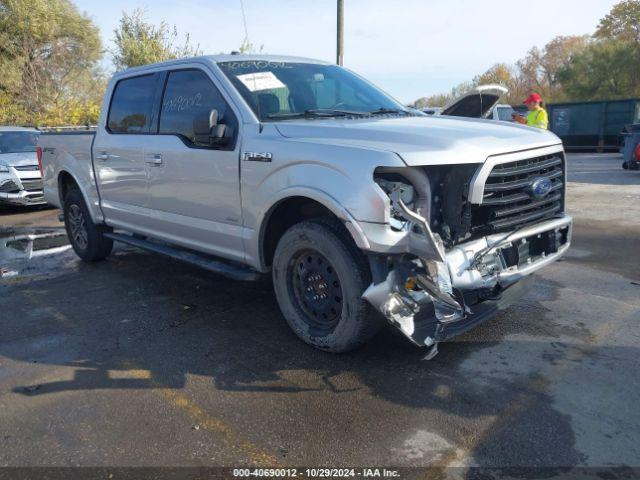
<box><xmin>0</xmin><ymin>0</ymin><xmax>103</xmax><ymax>126</ymax></box>
<box><xmin>112</xmin><ymin>9</ymin><xmax>200</xmax><ymax>70</ymax></box>
<box><xmin>595</xmin><ymin>0</ymin><xmax>640</xmax><ymax>44</ymax></box>
<box><xmin>557</xmin><ymin>0</ymin><xmax>640</xmax><ymax>101</ymax></box>
<box><xmin>557</xmin><ymin>38</ymin><xmax>640</xmax><ymax>101</ymax></box>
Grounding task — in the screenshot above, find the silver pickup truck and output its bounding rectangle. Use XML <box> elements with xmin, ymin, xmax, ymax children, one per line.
<box><xmin>41</xmin><ymin>54</ymin><xmax>572</xmax><ymax>355</ymax></box>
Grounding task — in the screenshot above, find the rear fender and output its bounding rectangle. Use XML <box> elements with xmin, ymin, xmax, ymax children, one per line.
<box><xmin>48</xmin><ymin>164</ymin><xmax>102</xmax><ymax>224</ymax></box>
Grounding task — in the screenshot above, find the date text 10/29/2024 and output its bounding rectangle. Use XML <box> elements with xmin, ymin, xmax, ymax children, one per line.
<box><xmin>233</xmin><ymin>468</ymin><xmax>401</xmax><ymax>478</ymax></box>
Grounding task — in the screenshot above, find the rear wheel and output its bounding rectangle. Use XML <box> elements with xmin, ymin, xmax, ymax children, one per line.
<box><xmin>272</xmin><ymin>219</ymin><xmax>383</xmax><ymax>352</ymax></box>
<box><xmin>63</xmin><ymin>189</ymin><xmax>113</xmax><ymax>262</ymax></box>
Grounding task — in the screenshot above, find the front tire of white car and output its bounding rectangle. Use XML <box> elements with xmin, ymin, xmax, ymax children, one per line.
<box><xmin>272</xmin><ymin>219</ymin><xmax>383</xmax><ymax>352</ymax></box>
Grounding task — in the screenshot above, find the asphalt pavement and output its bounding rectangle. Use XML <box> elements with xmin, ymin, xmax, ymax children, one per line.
<box><xmin>0</xmin><ymin>153</ymin><xmax>639</xmax><ymax>476</ymax></box>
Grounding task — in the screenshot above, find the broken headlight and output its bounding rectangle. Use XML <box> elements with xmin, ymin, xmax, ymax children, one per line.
<box><xmin>374</xmin><ymin>172</ymin><xmax>416</xmax><ymax>231</ymax></box>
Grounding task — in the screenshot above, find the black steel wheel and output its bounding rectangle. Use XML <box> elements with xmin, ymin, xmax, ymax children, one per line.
<box><xmin>289</xmin><ymin>249</ymin><xmax>343</xmax><ymax>334</ymax></box>
<box><xmin>272</xmin><ymin>219</ymin><xmax>383</xmax><ymax>352</ymax></box>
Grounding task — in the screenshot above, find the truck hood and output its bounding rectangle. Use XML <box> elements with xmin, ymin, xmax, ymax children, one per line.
<box><xmin>0</xmin><ymin>152</ymin><xmax>38</xmax><ymax>167</ymax></box>
<box><xmin>274</xmin><ymin>115</ymin><xmax>561</xmax><ymax>166</ymax></box>
<box><xmin>440</xmin><ymin>84</ymin><xmax>508</xmax><ymax>118</ymax></box>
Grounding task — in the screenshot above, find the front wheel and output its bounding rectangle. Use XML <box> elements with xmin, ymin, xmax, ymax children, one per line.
<box><xmin>272</xmin><ymin>219</ymin><xmax>383</xmax><ymax>352</ymax></box>
<box><xmin>63</xmin><ymin>189</ymin><xmax>113</xmax><ymax>262</ymax></box>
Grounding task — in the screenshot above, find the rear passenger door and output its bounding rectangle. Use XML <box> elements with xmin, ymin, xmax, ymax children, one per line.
<box><xmin>94</xmin><ymin>73</ymin><xmax>162</xmax><ymax>230</ymax></box>
<box><xmin>144</xmin><ymin>68</ymin><xmax>244</xmax><ymax>262</ymax></box>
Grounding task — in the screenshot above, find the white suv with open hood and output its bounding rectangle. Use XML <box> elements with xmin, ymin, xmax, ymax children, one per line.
<box><xmin>0</xmin><ymin>127</ymin><xmax>45</xmax><ymax>206</ymax></box>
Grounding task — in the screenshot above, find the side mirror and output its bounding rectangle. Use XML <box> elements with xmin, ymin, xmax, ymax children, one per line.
<box><xmin>193</xmin><ymin>109</ymin><xmax>229</xmax><ymax>146</ymax></box>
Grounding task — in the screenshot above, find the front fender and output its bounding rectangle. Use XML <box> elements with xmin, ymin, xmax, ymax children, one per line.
<box><xmin>240</xmin><ymin>129</ymin><xmax>407</xmax><ymax>269</ymax></box>
<box><xmin>262</xmin><ymin>185</ymin><xmax>371</xmax><ymax>248</ymax></box>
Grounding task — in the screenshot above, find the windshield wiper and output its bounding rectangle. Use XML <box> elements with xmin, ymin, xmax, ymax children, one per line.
<box><xmin>266</xmin><ymin>109</ymin><xmax>369</xmax><ymax>120</ymax></box>
<box><xmin>369</xmin><ymin>107</ymin><xmax>411</xmax><ymax>115</ymax></box>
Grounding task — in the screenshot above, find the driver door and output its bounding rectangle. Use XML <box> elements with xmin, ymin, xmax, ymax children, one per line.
<box><xmin>144</xmin><ymin>68</ymin><xmax>244</xmax><ymax>262</ymax></box>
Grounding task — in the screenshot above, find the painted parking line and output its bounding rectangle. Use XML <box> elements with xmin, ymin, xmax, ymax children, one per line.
<box><xmin>19</xmin><ymin>295</ymin><xmax>281</xmax><ymax>467</ymax></box>
<box><xmin>119</xmin><ymin>360</ymin><xmax>282</xmax><ymax>467</ymax></box>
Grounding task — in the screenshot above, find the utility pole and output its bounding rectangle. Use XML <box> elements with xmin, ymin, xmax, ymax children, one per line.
<box><xmin>336</xmin><ymin>0</ymin><xmax>344</xmax><ymax>65</ymax></box>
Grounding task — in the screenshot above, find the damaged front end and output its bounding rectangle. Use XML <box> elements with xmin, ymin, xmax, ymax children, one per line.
<box><xmin>364</xmin><ymin>162</ymin><xmax>572</xmax><ymax>352</ymax></box>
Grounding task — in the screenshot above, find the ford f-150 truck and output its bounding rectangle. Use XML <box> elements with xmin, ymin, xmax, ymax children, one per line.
<box><xmin>40</xmin><ymin>55</ymin><xmax>572</xmax><ymax>356</ymax></box>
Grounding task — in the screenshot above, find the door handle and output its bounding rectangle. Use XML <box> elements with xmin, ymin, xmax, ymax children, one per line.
<box><xmin>96</xmin><ymin>152</ymin><xmax>120</xmax><ymax>161</ymax></box>
<box><xmin>145</xmin><ymin>154</ymin><xmax>163</xmax><ymax>165</ymax></box>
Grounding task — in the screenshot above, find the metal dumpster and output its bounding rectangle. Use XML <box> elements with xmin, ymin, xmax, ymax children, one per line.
<box><xmin>622</xmin><ymin>123</ymin><xmax>640</xmax><ymax>170</ymax></box>
<box><xmin>548</xmin><ymin>99</ymin><xmax>640</xmax><ymax>151</ymax></box>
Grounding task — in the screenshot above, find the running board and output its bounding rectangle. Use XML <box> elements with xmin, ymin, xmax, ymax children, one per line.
<box><xmin>104</xmin><ymin>232</ymin><xmax>262</xmax><ymax>282</ymax></box>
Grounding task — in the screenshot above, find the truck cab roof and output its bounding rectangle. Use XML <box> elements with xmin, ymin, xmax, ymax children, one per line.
<box><xmin>113</xmin><ymin>54</ymin><xmax>331</xmax><ymax>79</ymax></box>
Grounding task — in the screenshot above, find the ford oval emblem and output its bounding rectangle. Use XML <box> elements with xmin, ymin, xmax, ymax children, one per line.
<box><xmin>529</xmin><ymin>176</ymin><xmax>552</xmax><ymax>198</ymax></box>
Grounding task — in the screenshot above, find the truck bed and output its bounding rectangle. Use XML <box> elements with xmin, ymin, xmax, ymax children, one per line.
<box><xmin>38</xmin><ymin>129</ymin><xmax>97</xmax><ymax>212</ymax></box>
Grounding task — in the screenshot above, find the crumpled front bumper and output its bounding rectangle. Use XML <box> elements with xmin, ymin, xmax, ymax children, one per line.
<box><xmin>0</xmin><ymin>170</ymin><xmax>46</xmax><ymax>206</ymax></box>
<box><xmin>0</xmin><ymin>190</ymin><xmax>46</xmax><ymax>206</ymax></box>
<box><xmin>362</xmin><ymin>214</ymin><xmax>572</xmax><ymax>347</ymax></box>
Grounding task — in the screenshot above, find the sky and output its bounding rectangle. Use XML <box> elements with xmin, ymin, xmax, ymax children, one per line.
<box><xmin>74</xmin><ymin>0</ymin><xmax>619</xmax><ymax>103</ymax></box>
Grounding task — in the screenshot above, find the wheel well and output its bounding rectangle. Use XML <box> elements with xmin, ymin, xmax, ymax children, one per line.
<box><xmin>261</xmin><ymin>197</ymin><xmax>349</xmax><ymax>268</ymax></box>
<box><xmin>58</xmin><ymin>171</ymin><xmax>79</xmax><ymax>203</ymax></box>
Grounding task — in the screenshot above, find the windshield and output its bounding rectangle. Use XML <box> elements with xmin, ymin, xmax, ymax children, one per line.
<box><xmin>218</xmin><ymin>61</ymin><xmax>408</xmax><ymax>121</ymax></box>
<box><xmin>0</xmin><ymin>131</ymin><xmax>39</xmax><ymax>153</ymax></box>
<box><xmin>496</xmin><ymin>106</ymin><xmax>515</xmax><ymax>121</ymax></box>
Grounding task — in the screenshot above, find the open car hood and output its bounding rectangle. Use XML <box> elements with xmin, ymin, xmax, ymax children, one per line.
<box><xmin>440</xmin><ymin>84</ymin><xmax>508</xmax><ymax>119</ymax></box>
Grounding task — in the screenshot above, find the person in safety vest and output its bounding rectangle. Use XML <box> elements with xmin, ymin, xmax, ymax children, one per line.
<box><xmin>513</xmin><ymin>93</ymin><xmax>548</xmax><ymax>129</ymax></box>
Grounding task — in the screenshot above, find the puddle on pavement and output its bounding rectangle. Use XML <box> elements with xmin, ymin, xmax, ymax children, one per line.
<box><xmin>0</xmin><ymin>228</ymin><xmax>74</xmax><ymax>280</ymax></box>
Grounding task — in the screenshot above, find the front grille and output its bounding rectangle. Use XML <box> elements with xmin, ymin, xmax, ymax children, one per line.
<box><xmin>472</xmin><ymin>153</ymin><xmax>565</xmax><ymax>234</ymax></box>
<box><xmin>0</xmin><ymin>180</ymin><xmax>20</xmax><ymax>193</ymax></box>
<box><xmin>21</xmin><ymin>179</ymin><xmax>43</xmax><ymax>191</ymax></box>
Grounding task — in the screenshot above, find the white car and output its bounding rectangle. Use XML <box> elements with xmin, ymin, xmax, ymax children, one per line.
<box><xmin>0</xmin><ymin>127</ymin><xmax>45</xmax><ymax>206</ymax></box>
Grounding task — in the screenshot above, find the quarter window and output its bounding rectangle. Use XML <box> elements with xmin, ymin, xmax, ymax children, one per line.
<box><xmin>159</xmin><ymin>69</ymin><xmax>236</xmax><ymax>147</ymax></box>
<box><xmin>107</xmin><ymin>74</ymin><xmax>159</xmax><ymax>134</ymax></box>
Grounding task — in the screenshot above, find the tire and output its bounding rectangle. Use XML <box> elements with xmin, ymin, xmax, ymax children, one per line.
<box><xmin>272</xmin><ymin>219</ymin><xmax>383</xmax><ymax>352</ymax></box>
<box><xmin>63</xmin><ymin>188</ymin><xmax>113</xmax><ymax>262</ymax></box>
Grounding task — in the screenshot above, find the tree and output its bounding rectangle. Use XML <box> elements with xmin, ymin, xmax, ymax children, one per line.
<box><xmin>112</xmin><ymin>9</ymin><xmax>200</xmax><ymax>70</ymax></box>
<box><xmin>557</xmin><ymin>39</ymin><xmax>640</xmax><ymax>100</ymax></box>
<box><xmin>595</xmin><ymin>0</ymin><xmax>640</xmax><ymax>45</ymax></box>
<box><xmin>412</xmin><ymin>33</ymin><xmax>594</xmax><ymax>107</ymax></box>
<box><xmin>472</xmin><ymin>63</ymin><xmax>528</xmax><ymax>104</ymax></box>
<box><xmin>555</xmin><ymin>1</ymin><xmax>640</xmax><ymax>101</ymax></box>
<box><xmin>412</xmin><ymin>81</ymin><xmax>473</xmax><ymax>108</ymax></box>
<box><xmin>516</xmin><ymin>35</ymin><xmax>590</xmax><ymax>102</ymax></box>
<box><xmin>0</xmin><ymin>0</ymin><xmax>103</xmax><ymax>125</ymax></box>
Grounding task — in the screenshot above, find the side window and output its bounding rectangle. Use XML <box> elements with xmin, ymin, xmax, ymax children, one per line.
<box><xmin>107</xmin><ymin>74</ymin><xmax>159</xmax><ymax>134</ymax></box>
<box><xmin>159</xmin><ymin>69</ymin><xmax>237</xmax><ymax>148</ymax></box>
